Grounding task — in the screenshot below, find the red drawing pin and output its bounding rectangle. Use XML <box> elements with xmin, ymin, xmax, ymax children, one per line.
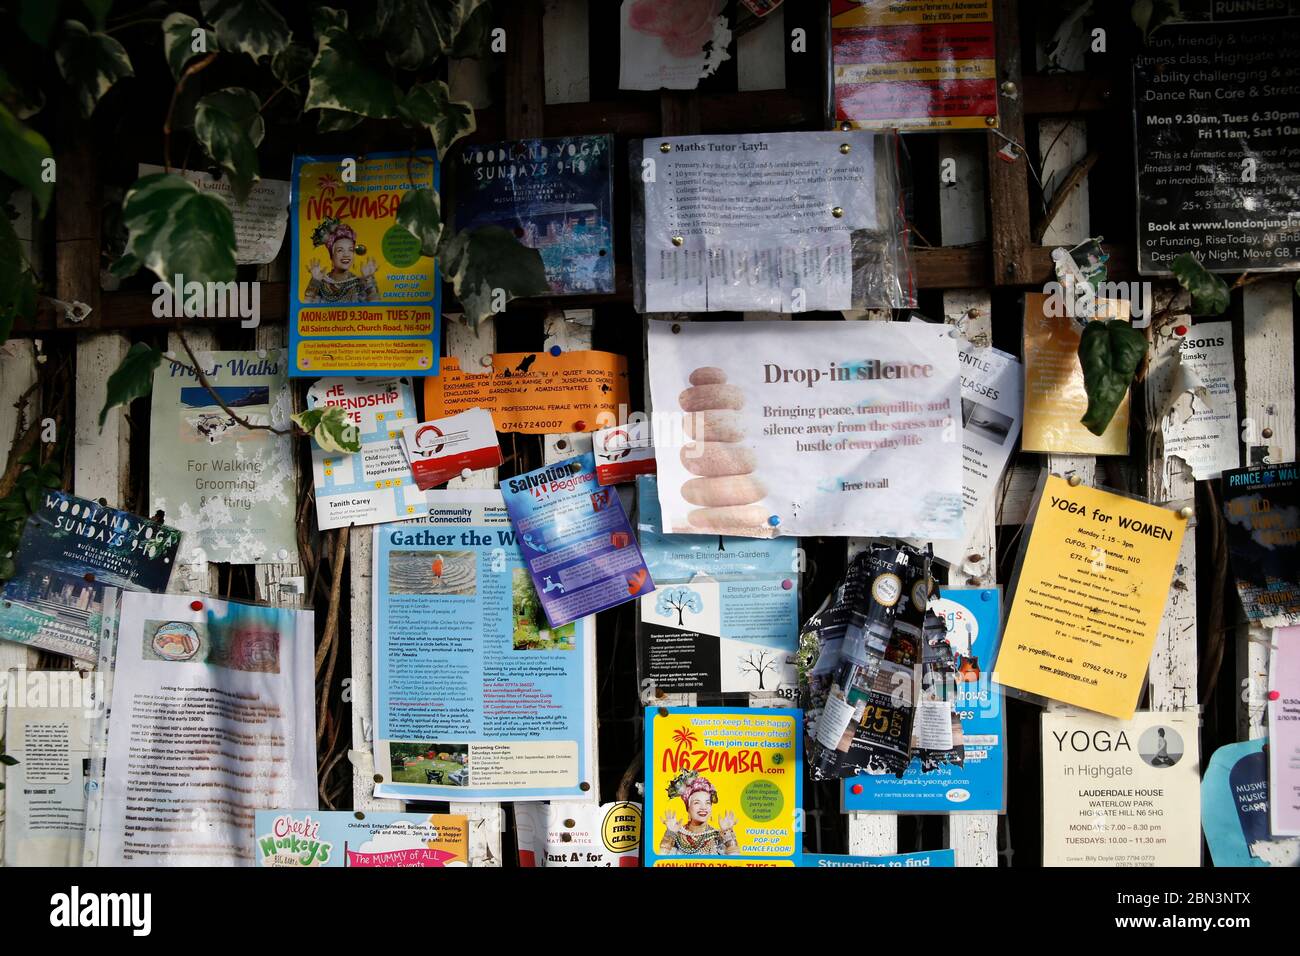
<box><xmin>190</xmin><ymin>600</ymin><xmax>204</xmax><ymax>612</ymax></box>
<box><xmin>851</xmin><ymin>784</ymin><xmax>863</xmax><ymax>795</ymax></box>
<box><xmin>1174</xmin><ymin>325</ymin><xmax>1188</xmax><ymax>336</ymax></box>
<box><xmin>1269</xmin><ymin>690</ymin><xmax>1281</xmax><ymax>701</ymax></box>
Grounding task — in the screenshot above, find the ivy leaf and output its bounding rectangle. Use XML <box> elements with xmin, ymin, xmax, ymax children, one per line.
<box><xmin>55</xmin><ymin>20</ymin><xmax>134</xmax><ymax>118</ymax></box>
<box><xmin>1171</xmin><ymin>253</ymin><xmax>1230</xmax><ymax>315</ymax></box>
<box><xmin>306</xmin><ymin>26</ymin><xmax>400</xmax><ymax>119</ymax></box>
<box><xmin>316</xmin><ymin>109</ymin><xmax>363</xmax><ymax>133</ymax></box>
<box><xmin>312</xmin><ymin>7</ymin><xmax>348</xmax><ymax>37</ymax></box>
<box><xmin>0</xmin><ymin>103</ymin><xmax>54</xmax><ymax>217</ymax></box>
<box><xmin>292</xmin><ymin>406</ymin><xmax>362</xmax><ymax>454</ymax></box>
<box><xmin>439</xmin><ymin>225</ymin><xmax>549</xmax><ymax>330</ymax></box>
<box><xmin>0</xmin><ymin>65</ymin><xmax>47</xmax><ymax>119</ymax></box>
<box><xmin>1078</xmin><ymin>320</ymin><xmax>1148</xmax><ymax>437</ymax></box>
<box><xmin>0</xmin><ymin>214</ymin><xmax>37</xmax><ymax>344</ymax></box>
<box><xmin>162</xmin><ymin>13</ymin><xmax>215</xmax><ymax>79</ymax></box>
<box><xmin>398</xmin><ymin>80</ymin><xmax>476</xmax><ymax>158</ymax></box>
<box><xmin>271</xmin><ymin>41</ymin><xmax>313</xmax><ymax>95</ymax></box>
<box><xmin>396</xmin><ymin>187</ymin><xmax>442</xmax><ymax>257</ymax></box>
<box><xmin>17</xmin><ymin>0</ymin><xmax>60</xmax><ymax>46</ymax></box>
<box><xmin>199</xmin><ymin>0</ymin><xmax>291</xmax><ymax>61</ymax></box>
<box><xmin>193</xmin><ymin>88</ymin><xmax>264</xmax><ymax>202</ymax></box>
<box><xmin>450</xmin><ymin>1</ymin><xmax>495</xmax><ymax>59</ymax></box>
<box><xmin>122</xmin><ymin>173</ymin><xmax>237</xmax><ymax>286</ymax></box>
<box><xmin>109</xmin><ymin>252</ymin><xmax>141</xmax><ymax>280</ymax></box>
<box><xmin>432</xmin><ymin>0</ymin><xmax>493</xmax><ymax>54</ymax></box>
<box><xmin>0</xmin><ymin>752</ymin><xmax>17</xmax><ymax>766</ymax></box>
<box><xmin>99</xmin><ymin>342</ymin><xmax>162</xmax><ymax>428</ymax></box>
<box><xmin>1132</xmin><ymin>0</ymin><xmax>1182</xmax><ymax>41</ymax></box>
<box><xmin>82</xmin><ymin>0</ymin><xmax>114</xmax><ymax>30</ymax></box>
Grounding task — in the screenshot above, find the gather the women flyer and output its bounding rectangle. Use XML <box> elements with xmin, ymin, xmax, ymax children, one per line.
<box><xmin>371</xmin><ymin>491</ymin><xmax>595</xmax><ymax>802</ymax></box>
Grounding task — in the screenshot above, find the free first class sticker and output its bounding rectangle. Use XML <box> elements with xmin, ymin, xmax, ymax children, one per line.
<box><xmin>593</xmin><ymin>421</ymin><xmax>656</xmax><ymax>485</ymax></box>
<box><xmin>401</xmin><ymin>407</ymin><xmax>502</xmax><ymax>489</ymax></box>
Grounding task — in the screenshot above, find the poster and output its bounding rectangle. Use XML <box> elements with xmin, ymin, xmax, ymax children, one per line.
<box><xmin>800</xmin><ymin>849</ymin><xmax>954</xmax><ymax>868</ymax></box>
<box><xmin>289</xmin><ymin>151</ymin><xmax>440</xmax><ymax>377</ymax></box>
<box><xmin>1269</xmin><ymin>628</ymin><xmax>1300</xmax><ymax>836</ymax></box>
<box><xmin>254</xmin><ymin>811</ymin><xmax>468</xmax><ymax>867</ymax></box>
<box><xmin>637</xmin><ymin>132</ymin><xmax>878</xmax><ymax>313</ymax></box>
<box><xmin>138</xmin><ymin>163</ymin><xmax>289</xmax><ymax>264</ymax></box>
<box><xmin>454</xmin><ymin>135</ymin><xmax>614</xmax><ymax>294</ymax></box>
<box><xmin>515</xmin><ymin>801</ymin><xmax>642</xmax><ymax>867</ymax></box>
<box><xmin>1202</xmin><ymin>738</ymin><xmax>1300</xmax><ymax>867</ymax></box>
<box><xmin>1022</xmin><ymin>293</ymin><xmax>1130</xmax><ymax>455</ymax></box>
<box><xmin>150</xmin><ymin>350</ymin><xmax>297</xmax><ymax>563</ymax></box>
<box><xmin>647</xmin><ymin>319</ymin><xmax>962</xmax><ymax>539</ymax></box>
<box><xmin>1222</xmin><ymin>464</ymin><xmax>1300</xmax><ymax>628</ymax></box>
<box><xmin>995</xmin><ymin>475</ymin><xmax>1187</xmax><ymax>719</ymax></box>
<box><xmin>1041</xmin><ymin>710</ymin><xmax>1201</xmax><ymax>867</ymax></box>
<box><xmin>1157</xmin><ymin>322</ymin><xmax>1240</xmax><ymax>481</ymax></box>
<box><xmin>98</xmin><ymin>593</ymin><xmax>316</xmax><ymax>866</ymax></box>
<box><xmin>501</xmin><ymin>453</ymin><xmax>653</xmax><ymax>628</ymax></box>
<box><xmin>400</xmin><ymin>409</ymin><xmax>501</xmax><ymax>490</ymax></box>
<box><xmin>619</xmin><ymin>0</ymin><xmax>731</xmax><ymax>90</ymax></box>
<box><xmin>843</xmin><ymin>586</ymin><xmax>1005</xmax><ymax>813</ymax></box>
<box><xmin>644</xmin><ymin>706</ymin><xmax>802</xmax><ymax>867</ymax></box>
<box><xmin>1133</xmin><ymin>15</ymin><xmax>1300</xmax><ymax>274</ymax></box>
<box><xmin>371</xmin><ymin>491</ymin><xmax>595</xmax><ymax>802</ymax></box>
<box><xmin>305</xmin><ymin>376</ymin><xmax>431</xmax><ymax>530</ymax></box>
<box><xmin>424</xmin><ymin>351</ymin><xmax>629</xmax><ymax>435</ymax></box>
<box><xmin>0</xmin><ymin>492</ymin><xmax>180</xmax><ymax>663</ymax></box>
<box><xmin>637</xmin><ymin>475</ymin><xmax>799</xmax><ymax>696</ymax></box>
<box><xmin>831</xmin><ymin>0</ymin><xmax>998</xmax><ymax>131</ymax></box>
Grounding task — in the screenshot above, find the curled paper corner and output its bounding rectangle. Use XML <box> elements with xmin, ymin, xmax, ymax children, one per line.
<box><xmin>1159</xmin><ymin>348</ymin><xmax>1211</xmax><ymax>424</ymax></box>
<box><xmin>346</xmin><ymin>748</ymin><xmax>373</xmax><ymax>770</ymax></box>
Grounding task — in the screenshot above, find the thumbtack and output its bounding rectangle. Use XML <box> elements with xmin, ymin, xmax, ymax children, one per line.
<box><xmin>354</xmin><ymin>811</ymin><xmax>365</xmax><ymax>820</ymax></box>
<box><xmin>851</xmin><ymin>784</ymin><xmax>863</xmax><ymax>795</ymax></box>
<box><xmin>985</xmin><ymin>115</ymin><xmax>998</xmax><ymax>126</ymax></box>
<box><xmin>1178</xmin><ymin>506</ymin><xmax>1194</xmax><ymax>519</ymax></box>
<box><xmin>658</xmin><ymin>707</ymin><xmax>670</xmax><ymax>717</ymax></box>
<box><xmin>569</xmin><ymin>461</ymin><xmax>582</xmax><ymax>473</ymax></box>
<box><xmin>660</xmin><ymin>142</ymin><xmax>671</xmax><ymax>153</ymax></box>
<box><xmin>549</xmin><ymin>345</ymin><xmax>562</xmax><ymax>356</ymax></box>
<box><xmin>781</xmin><ymin>579</ymin><xmax>793</xmax><ymax>590</ymax></box>
<box><xmin>671</xmin><ymin>235</ymin><xmax>684</xmax><ymax>246</ymax></box>
<box><xmin>579</xmin><ymin>781</ymin><xmax>591</xmax><ymax>792</ymax></box>
<box><xmin>671</xmin><ymin>323</ymin><xmax>681</xmax><ymax>334</ymax></box>
<box><xmin>840</xmin><ymin>121</ymin><xmax>852</xmax><ymax>132</ymax></box>
<box><xmin>84</xmin><ymin>572</ymin><xmax>96</xmax><ymax>582</ymax></box>
<box><xmin>460</xmin><ymin>468</ymin><xmax>472</xmax><ymax>479</ymax></box>
<box><xmin>1174</xmin><ymin>325</ymin><xmax>1188</xmax><ymax>336</ymax></box>
<box><xmin>1067</xmin><ymin>475</ymin><xmax>1082</xmax><ymax>487</ymax></box>
<box><xmin>839</xmin><ymin>143</ymin><xmax>851</xmax><ymax>154</ymax></box>
<box><xmin>373</xmin><ymin>774</ymin><xmax>383</xmax><ymax>783</ymax></box>
<box><xmin>1269</xmin><ymin>690</ymin><xmax>1281</xmax><ymax>701</ymax></box>
<box><xmin>831</xmin><ymin>206</ymin><xmax>844</xmax><ymax>218</ymax></box>
<box><xmin>981</xmin><ymin>590</ymin><xmax>991</xmax><ymax>601</ymax></box>
<box><xmin>190</xmin><ymin>600</ymin><xmax>204</xmax><ymax>611</ymax></box>
<box><xmin>276</xmin><ymin>548</ymin><xmax>288</xmax><ymax>560</ymax></box>
<box><xmin>768</xmin><ymin>515</ymin><xmax>781</xmax><ymax>527</ymax></box>
<box><xmin>573</xmin><ymin>420</ymin><xmax>587</xmax><ymax>431</ymax></box>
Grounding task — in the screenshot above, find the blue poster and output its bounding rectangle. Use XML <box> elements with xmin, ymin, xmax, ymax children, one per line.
<box><xmin>842</xmin><ymin>587</ymin><xmax>1006</xmax><ymax>813</ymax></box>
<box><xmin>1202</xmin><ymin>739</ymin><xmax>1276</xmax><ymax>867</ymax></box>
<box><xmin>800</xmin><ymin>849</ymin><xmax>955</xmax><ymax>867</ymax></box>
<box><xmin>501</xmin><ymin>453</ymin><xmax>653</xmax><ymax>628</ymax></box>
<box><xmin>371</xmin><ymin>491</ymin><xmax>595</xmax><ymax>802</ymax></box>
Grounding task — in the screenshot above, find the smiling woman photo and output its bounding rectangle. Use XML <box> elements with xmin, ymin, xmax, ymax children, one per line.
<box><xmin>305</xmin><ymin>218</ymin><xmax>379</xmax><ymax>304</ymax></box>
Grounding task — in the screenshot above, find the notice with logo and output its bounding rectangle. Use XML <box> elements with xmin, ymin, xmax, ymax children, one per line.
<box><xmin>289</xmin><ymin>151</ymin><xmax>440</xmax><ymax>376</ymax></box>
<box><xmin>150</xmin><ymin>350</ymin><xmax>297</xmax><ymax>564</ymax></box>
<box><xmin>800</xmin><ymin>849</ymin><xmax>955</xmax><ymax>868</ymax></box>
<box><xmin>139</xmin><ymin>163</ymin><xmax>289</xmax><ymax>264</ymax></box>
<box><xmin>97</xmin><ymin>593</ymin><xmax>315</xmax><ymax>866</ymax></box>
<box><xmin>516</xmin><ymin>801</ymin><xmax>642</xmax><ymax>867</ymax></box>
<box><xmin>647</xmin><ymin>319</ymin><xmax>962</xmax><ymax>539</ymax></box>
<box><xmin>1041</xmin><ymin>710</ymin><xmax>1200</xmax><ymax>867</ymax></box>
<box><xmin>306</xmin><ymin>376</ymin><xmax>429</xmax><ymax>530</ymax></box>
<box><xmin>254</xmin><ymin>811</ymin><xmax>468</xmax><ymax>867</ymax></box>
<box><xmin>995</xmin><ymin>476</ymin><xmax>1187</xmax><ymax>719</ymax></box>
<box><xmin>593</xmin><ymin>420</ymin><xmax>656</xmax><ymax>485</ymax></box>
<box><xmin>371</xmin><ymin>491</ymin><xmax>595</xmax><ymax>802</ymax></box>
<box><xmin>1157</xmin><ymin>322</ymin><xmax>1240</xmax><ymax>481</ymax></box>
<box><xmin>0</xmin><ymin>492</ymin><xmax>180</xmax><ymax>663</ymax></box>
<box><xmin>1269</xmin><ymin>628</ymin><xmax>1300</xmax><ymax>836</ymax></box>
<box><xmin>424</xmin><ymin>350</ymin><xmax>629</xmax><ymax>435</ymax></box>
<box><xmin>644</xmin><ymin>706</ymin><xmax>802</xmax><ymax>867</ymax></box>
<box><xmin>400</xmin><ymin>409</ymin><xmax>502</xmax><ymax>489</ymax></box>
<box><xmin>1222</xmin><ymin>464</ymin><xmax>1300</xmax><ymax>628</ymax></box>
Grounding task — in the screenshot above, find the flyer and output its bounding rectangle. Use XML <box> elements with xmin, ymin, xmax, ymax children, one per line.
<box><xmin>593</xmin><ymin>420</ymin><xmax>656</xmax><ymax>485</ymax></box>
<box><xmin>138</xmin><ymin>163</ymin><xmax>289</xmax><ymax>264</ymax></box>
<box><xmin>1222</xmin><ymin>464</ymin><xmax>1300</xmax><ymax>628</ymax></box>
<box><xmin>1041</xmin><ymin>710</ymin><xmax>1201</xmax><ymax>867</ymax></box>
<box><xmin>647</xmin><ymin>319</ymin><xmax>963</xmax><ymax>539</ymax></box>
<box><xmin>842</xmin><ymin>586</ymin><xmax>1005</xmax><ymax>813</ymax></box>
<box><xmin>995</xmin><ymin>475</ymin><xmax>1187</xmax><ymax>719</ymax></box>
<box><xmin>515</xmin><ymin>801</ymin><xmax>642</xmax><ymax>867</ymax></box>
<box><xmin>1202</xmin><ymin>738</ymin><xmax>1300</xmax><ymax>867</ymax></box>
<box><xmin>830</xmin><ymin>0</ymin><xmax>998</xmax><ymax>131</ymax></box>
<box><xmin>501</xmin><ymin>453</ymin><xmax>653</xmax><ymax>628</ymax></box>
<box><xmin>453</xmin><ymin>135</ymin><xmax>614</xmax><ymax>294</ymax></box>
<box><xmin>254</xmin><ymin>811</ymin><xmax>468</xmax><ymax>867</ymax></box>
<box><xmin>305</xmin><ymin>376</ymin><xmax>431</xmax><ymax>529</ymax></box>
<box><xmin>0</xmin><ymin>492</ymin><xmax>180</xmax><ymax>663</ymax></box>
<box><xmin>1022</xmin><ymin>293</ymin><xmax>1130</xmax><ymax>455</ymax></box>
<box><xmin>1157</xmin><ymin>322</ymin><xmax>1240</xmax><ymax>481</ymax></box>
<box><xmin>424</xmin><ymin>351</ymin><xmax>629</xmax><ymax>435</ymax></box>
<box><xmin>371</xmin><ymin>492</ymin><xmax>596</xmax><ymax>802</ymax></box>
<box><xmin>150</xmin><ymin>350</ymin><xmax>297</xmax><ymax>563</ymax></box>
<box><xmin>800</xmin><ymin>849</ymin><xmax>955</xmax><ymax>868</ymax></box>
<box><xmin>289</xmin><ymin>151</ymin><xmax>440</xmax><ymax>377</ymax></box>
<box><xmin>98</xmin><ymin>592</ymin><xmax>316</xmax><ymax>866</ymax></box>
<box><xmin>637</xmin><ymin>475</ymin><xmax>799</xmax><ymax>696</ymax></box>
<box><xmin>400</xmin><ymin>409</ymin><xmax>502</xmax><ymax>490</ymax></box>
<box><xmin>644</xmin><ymin>706</ymin><xmax>802</xmax><ymax>867</ymax></box>
<box><xmin>1269</xmin><ymin>627</ymin><xmax>1300</xmax><ymax>836</ymax></box>
<box><xmin>619</xmin><ymin>0</ymin><xmax>731</xmax><ymax>90</ymax></box>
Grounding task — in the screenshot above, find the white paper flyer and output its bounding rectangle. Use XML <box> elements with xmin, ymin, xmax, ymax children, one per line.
<box><xmin>619</xmin><ymin>0</ymin><xmax>731</xmax><ymax>90</ymax></box>
<box><xmin>1159</xmin><ymin>321</ymin><xmax>1240</xmax><ymax>481</ymax></box>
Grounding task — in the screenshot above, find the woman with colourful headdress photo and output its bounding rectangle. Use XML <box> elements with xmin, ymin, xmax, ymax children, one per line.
<box><xmin>658</xmin><ymin>769</ymin><xmax>739</xmax><ymax>855</ymax></box>
<box><xmin>305</xmin><ymin>217</ymin><xmax>379</xmax><ymax>303</ymax></box>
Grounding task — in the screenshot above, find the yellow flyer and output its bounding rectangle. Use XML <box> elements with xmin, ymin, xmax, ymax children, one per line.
<box><xmin>289</xmin><ymin>152</ymin><xmax>440</xmax><ymax>377</ymax></box>
<box><xmin>994</xmin><ymin>475</ymin><xmax>1187</xmax><ymax>718</ymax></box>
<box><xmin>424</xmin><ymin>350</ymin><xmax>629</xmax><ymax>434</ymax></box>
<box><xmin>643</xmin><ymin>707</ymin><xmax>802</xmax><ymax>867</ymax></box>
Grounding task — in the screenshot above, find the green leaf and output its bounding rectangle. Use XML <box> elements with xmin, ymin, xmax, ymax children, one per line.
<box><xmin>398</xmin><ymin>80</ymin><xmax>476</xmax><ymax>158</ymax></box>
<box><xmin>306</xmin><ymin>26</ymin><xmax>401</xmax><ymax>120</ymax></box>
<box><xmin>121</xmin><ymin>173</ymin><xmax>237</xmax><ymax>286</ymax></box>
<box><xmin>311</xmin><ymin>7</ymin><xmax>348</xmax><ymax>37</ymax></box>
<box><xmin>450</xmin><ymin>1</ymin><xmax>494</xmax><ymax>59</ymax></box>
<box><xmin>0</xmin><ymin>104</ymin><xmax>54</xmax><ymax>218</ymax></box>
<box><xmin>199</xmin><ymin>0</ymin><xmax>291</xmax><ymax>61</ymax></box>
<box><xmin>193</xmin><ymin>88</ymin><xmax>263</xmax><ymax>202</ymax></box>
<box><xmin>18</xmin><ymin>0</ymin><xmax>60</xmax><ymax>46</ymax></box>
<box><xmin>396</xmin><ymin>187</ymin><xmax>442</xmax><ymax>257</ymax></box>
<box><xmin>0</xmin><ymin>214</ymin><xmax>37</xmax><ymax>344</ymax></box>
<box><xmin>99</xmin><ymin>342</ymin><xmax>162</xmax><ymax>428</ymax></box>
<box><xmin>440</xmin><ymin>225</ymin><xmax>549</xmax><ymax>330</ymax></box>
<box><xmin>375</xmin><ymin>0</ymin><xmax>454</xmax><ymax>70</ymax></box>
<box><xmin>0</xmin><ymin>752</ymin><xmax>17</xmax><ymax>766</ymax></box>
<box><xmin>1132</xmin><ymin>0</ymin><xmax>1181</xmax><ymax>41</ymax></box>
<box><xmin>55</xmin><ymin>20</ymin><xmax>134</xmax><ymax>118</ymax></box>
<box><xmin>1171</xmin><ymin>253</ymin><xmax>1230</xmax><ymax>315</ymax></box>
<box><xmin>1078</xmin><ymin>319</ymin><xmax>1148</xmax><ymax>437</ymax></box>
<box><xmin>315</xmin><ymin>109</ymin><xmax>363</xmax><ymax>133</ymax></box>
<box><xmin>162</xmin><ymin>13</ymin><xmax>215</xmax><ymax>79</ymax></box>
<box><xmin>108</xmin><ymin>252</ymin><xmax>141</xmax><ymax>280</ymax></box>
<box><xmin>83</xmin><ymin>0</ymin><xmax>114</xmax><ymax>30</ymax></box>
<box><xmin>0</xmin><ymin>65</ymin><xmax>47</xmax><ymax>120</ymax></box>
<box><xmin>292</xmin><ymin>406</ymin><xmax>362</xmax><ymax>454</ymax></box>
<box><xmin>271</xmin><ymin>41</ymin><xmax>313</xmax><ymax>94</ymax></box>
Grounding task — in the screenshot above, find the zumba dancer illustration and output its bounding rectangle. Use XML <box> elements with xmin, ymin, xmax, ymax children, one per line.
<box><xmin>305</xmin><ymin>218</ymin><xmax>379</xmax><ymax>303</ymax></box>
<box><xmin>658</xmin><ymin>769</ymin><xmax>739</xmax><ymax>855</ymax></box>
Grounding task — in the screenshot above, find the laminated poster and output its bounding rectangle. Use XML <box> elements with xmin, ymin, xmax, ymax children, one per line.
<box><xmin>1156</xmin><ymin>322</ymin><xmax>1240</xmax><ymax>482</ymax></box>
<box><xmin>647</xmin><ymin>319</ymin><xmax>962</xmax><ymax>539</ymax></box>
<box><xmin>995</xmin><ymin>476</ymin><xmax>1186</xmax><ymax>719</ymax></box>
<box><xmin>289</xmin><ymin>151</ymin><xmax>440</xmax><ymax>377</ymax></box>
<box><xmin>800</xmin><ymin>849</ymin><xmax>954</xmax><ymax>868</ymax></box>
<box><xmin>644</xmin><ymin>706</ymin><xmax>802</xmax><ymax>867</ymax></box>
<box><xmin>516</xmin><ymin>801</ymin><xmax>642</xmax><ymax>867</ymax></box>
<box><xmin>1269</xmin><ymin>628</ymin><xmax>1300</xmax><ymax>836</ymax></box>
<box><xmin>254</xmin><ymin>811</ymin><xmax>468</xmax><ymax>867</ymax></box>
<box><xmin>1202</xmin><ymin>738</ymin><xmax>1300</xmax><ymax>867</ymax></box>
<box><xmin>371</xmin><ymin>492</ymin><xmax>595</xmax><ymax>802</ymax></box>
<box><xmin>1041</xmin><ymin>710</ymin><xmax>1200</xmax><ymax>867</ymax></box>
<box><xmin>150</xmin><ymin>350</ymin><xmax>297</xmax><ymax>563</ymax></box>
<box><xmin>619</xmin><ymin>0</ymin><xmax>732</xmax><ymax>91</ymax></box>
<box><xmin>138</xmin><ymin>164</ymin><xmax>288</xmax><ymax>265</ymax></box>
<box><xmin>1222</xmin><ymin>463</ymin><xmax>1300</xmax><ymax>628</ymax></box>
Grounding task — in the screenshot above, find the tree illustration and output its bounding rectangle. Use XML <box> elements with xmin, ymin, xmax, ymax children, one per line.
<box><xmin>738</xmin><ymin>649</ymin><xmax>779</xmax><ymax>690</ymax></box>
<box><xmin>656</xmin><ymin>587</ymin><xmax>703</xmax><ymax>626</ymax></box>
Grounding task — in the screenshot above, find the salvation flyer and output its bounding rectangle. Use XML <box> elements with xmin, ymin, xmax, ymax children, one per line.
<box><xmin>1269</xmin><ymin>628</ymin><xmax>1300</xmax><ymax>836</ymax></box>
<box><xmin>371</xmin><ymin>491</ymin><xmax>595</xmax><ymax>802</ymax></box>
<box><xmin>516</xmin><ymin>801</ymin><xmax>642</xmax><ymax>867</ymax></box>
<box><xmin>150</xmin><ymin>350</ymin><xmax>297</xmax><ymax>563</ymax></box>
<box><xmin>644</xmin><ymin>707</ymin><xmax>802</xmax><ymax>866</ymax></box>
<box><xmin>254</xmin><ymin>811</ymin><xmax>468</xmax><ymax>867</ymax></box>
<box><xmin>289</xmin><ymin>151</ymin><xmax>440</xmax><ymax>377</ymax></box>
<box><xmin>1222</xmin><ymin>463</ymin><xmax>1300</xmax><ymax>628</ymax></box>
<box><xmin>0</xmin><ymin>492</ymin><xmax>180</xmax><ymax>663</ymax></box>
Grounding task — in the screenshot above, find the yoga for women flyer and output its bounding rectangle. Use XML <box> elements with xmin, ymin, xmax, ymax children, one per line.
<box><xmin>1269</xmin><ymin>628</ymin><xmax>1300</xmax><ymax>836</ymax></box>
<box><xmin>1222</xmin><ymin>463</ymin><xmax>1300</xmax><ymax>628</ymax></box>
<box><xmin>371</xmin><ymin>492</ymin><xmax>595</xmax><ymax>802</ymax></box>
<box><xmin>254</xmin><ymin>811</ymin><xmax>468</xmax><ymax>867</ymax></box>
